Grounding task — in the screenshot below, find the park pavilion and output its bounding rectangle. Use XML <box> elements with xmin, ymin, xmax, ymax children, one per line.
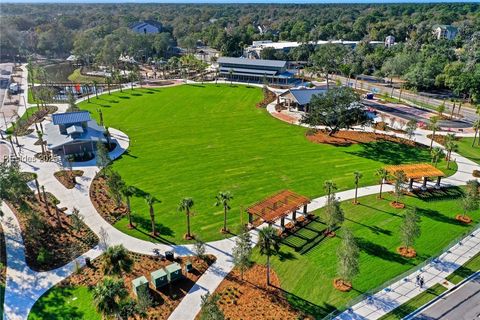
<box><xmin>247</xmin><ymin>190</ymin><xmax>311</xmax><ymax>229</ymax></box>
<box><xmin>385</xmin><ymin>163</ymin><xmax>445</xmax><ymax>191</ymax></box>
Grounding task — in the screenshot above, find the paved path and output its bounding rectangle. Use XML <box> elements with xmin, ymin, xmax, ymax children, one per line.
<box><xmin>1</xmin><ymin>82</ymin><xmax>478</xmax><ymax>320</ymax></box>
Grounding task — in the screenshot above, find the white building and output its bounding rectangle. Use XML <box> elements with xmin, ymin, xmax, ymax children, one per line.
<box><xmin>385</xmin><ymin>35</ymin><xmax>395</xmax><ymax>47</ymax></box>
<box><xmin>433</xmin><ymin>25</ymin><xmax>458</xmax><ymax>40</ymax></box>
<box><xmin>244</xmin><ymin>39</ymin><xmax>386</xmax><ymax>59</ymax></box>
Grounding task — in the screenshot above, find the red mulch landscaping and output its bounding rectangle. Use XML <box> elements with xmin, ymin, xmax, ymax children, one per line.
<box><xmin>13</xmin><ymin>105</ymin><xmax>58</xmax><ymax>136</ymax></box>
<box><xmin>64</xmin><ymin>253</ymin><xmax>215</xmax><ymax>320</ymax></box>
<box><xmin>455</xmin><ymin>214</ymin><xmax>472</xmax><ymax>224</ymax></box>
<box><xmin>256</xmin><ymin>89</ymin><xmax>277</xmax><ymax>108</ymax></box>
<box><xmin>333</xmin><ymin>278</ymin><xmax>352</xmax><ymax>292</ymax></box>
<box><xmin>397</xmin><ymin>246</ymin><xmax>417</xmax><ymax>258</ymax></box>
<box><xmin>306</xmin><ymin>130</ymin><xmax>417</xmax><ymax>147</ymax></box>
<box><xmin>390</xmin><ymin>201</ymin><xmax>406</xmax><ymax>209</ymax></box>
<box><xmin>272</xmin><ymin>112</ymin><xmax>297</xmax><ymax>123</ymax></box>
<box><xmin>210</xmin><ymin>264</ymin><xmax>306</xmax><ymax>320</ymax></box>
<box><xmin>90</xmin><ymin>175</ymin><xmax>128</xmax><ymax>224</ymax></box>
<box><xmin>54</xmin><ymin>170</ymin><xmax>84</xmax><ymax>189</ymax></box>
<box><xmin>7</xmin><ymin>194</ymin><xmax>98</xmax><ymax>271</ymax></box>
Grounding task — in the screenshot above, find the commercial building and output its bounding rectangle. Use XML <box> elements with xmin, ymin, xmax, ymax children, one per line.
<box><xmin>217</xmin><ymin>57</ymin><xmax>295</xmax><ymax>84</ymax></box>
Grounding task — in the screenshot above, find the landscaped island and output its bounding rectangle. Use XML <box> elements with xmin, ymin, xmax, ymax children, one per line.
<box><xmin>79</xmin><ymin>84</ymin><xmax>456</xmax><ymax>244</ymax></box>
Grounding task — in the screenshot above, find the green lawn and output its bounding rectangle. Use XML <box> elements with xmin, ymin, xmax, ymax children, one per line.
<box><xmin>78</xmin><ymin>84</ymin><xmax>455</xmax><ymax>244</ymax></box>
<box><xmin>446</xmin><ymin>252</ymin><xmax>480</xmax><ymax>284</ymax></box>
<box><xmin>68</xmin><ymin>68</ymin><xmax>105</xmax><ymax>83</ymax></box>
<box><xmin>457</xmin><ymin>137</ymin><xmax>480</xmax><ymax>165</ymax></box>
<box><xmin>378</xmin><ymin>284</ymin><xmax>447</xmax><ymax>320</ymax></box>
<box><xmin>253</xmin><ymin>187</ymin><xmax>479</xmax><ymax>318</ymax></box>
<box><xmin>28</xmin><ymin>286</ymin><xmax>101</xmax><ymax>320</ymax></box>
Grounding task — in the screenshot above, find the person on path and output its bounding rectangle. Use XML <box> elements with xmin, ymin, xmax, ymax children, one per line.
<box><xmin>416</xmin><ymin>274</ymin><xmax>420</xmax><ymax>286</ymax></box>
<box><xmin>419</xmin><ymin>277</ymin><xmax>424</xmax><ymax>289</ymax></box>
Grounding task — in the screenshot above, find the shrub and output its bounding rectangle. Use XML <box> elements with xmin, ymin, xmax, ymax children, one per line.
<box><xmin>473</xmin><ymin>170</ymin><xmax>480</xmax><ymax>178</ymax></box>
<box><xmin>36</xmin><ymin>247</ymin><xmax>51</xmax><ymax>264</ymax></box>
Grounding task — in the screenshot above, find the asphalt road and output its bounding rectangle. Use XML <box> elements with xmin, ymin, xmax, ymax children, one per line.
<box><xmin>363</xmin><ymin>100</ymin><xmax>472</xmax><ymax>129</ymax></box>
<box><xmin>334</xmin><ymin>75</ymin><xmax>477</xmax><ymax>126</ymax></box>
<box><xmin>416</xmin><ymin>274</ymin><xmax>480</xmax><ymax>320</ymax></box>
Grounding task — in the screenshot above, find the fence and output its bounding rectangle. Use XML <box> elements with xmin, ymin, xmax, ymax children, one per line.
<box><xmin>322</xmin><ymin>222</ymin><xmax>480</xmax><ymax>319</ymax></box>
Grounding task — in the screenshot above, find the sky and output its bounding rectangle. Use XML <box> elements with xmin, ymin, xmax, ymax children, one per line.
<box><xmin>3</xmin><ymin>0</ymin><xmax>479</xmax><ymax>3</ymax></box>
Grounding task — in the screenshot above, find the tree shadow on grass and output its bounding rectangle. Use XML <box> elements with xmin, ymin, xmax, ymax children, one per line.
<box><xmin>130</xmin><ymin>93</ymin><xmax>142</xmax><ymax>96</ymax></box>
<box><xmin>130</xmin><ymin>214</ymin><xmax>176</xmax><ymax>245</ymax></box>
<box><xmin>118</xmin><ymin>96</ymin><xmax>130</xmax><ymax>99</ymax></box>
<box><xmin>413</xmin><ymin>187</ymin><xmax>464</xmax><ymax>202</ymax></box>
<box><xmin>345</xmin><ymin>217</ymin><xmax>393</xmax><ymax>236</ymax></box>
<box><xmin>30</xmin><ymin>286</ymin><xmax>86</xmax><ymax>319</ymax></box>
<box><xmin>416</xmin><ymin>207</ymin><xmax>466</xmax><ymax>226</ymax></box>
<box><xmin>347</xmin><ymin>141</ymin><xmax>429</xmax><ymax>165</ymax></box>
<box><xmin>356</xmin><ymin>237</ymin><xmax>414</xmax><ymax>265</ymax></box>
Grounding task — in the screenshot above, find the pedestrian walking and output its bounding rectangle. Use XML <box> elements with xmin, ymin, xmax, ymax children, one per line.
<box><xmin>419</xmin><ymin>277</ymin><xmax>424</xmax><ymax>288</ymax></box>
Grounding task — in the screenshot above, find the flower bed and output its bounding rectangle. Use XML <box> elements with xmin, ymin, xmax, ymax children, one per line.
<box><xmin>397</xmin><ymin>246</ymin><xmax>417</xmax><ymax>258</ymax></box>
<box><xmin>7</xmin><ymin>193</ymin><xmax>98</xmax><ymax>271</ymax></box>
<box><xmin>89</xmin><ymin>175</ymin><xmax>128</xmax><ymax>224</ymax></box>
<box><xmin>54</xmin><ymin>170</ymin><xmax>84</xmax><ymax>189</ymax></box>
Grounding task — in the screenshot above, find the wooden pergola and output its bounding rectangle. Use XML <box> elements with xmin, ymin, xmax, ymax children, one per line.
<box><xmin>246</xmin><ymin>190</ymin><xmax>311</xmax><ymax>228</ymax></box>
<box><xmin>385</xmin><ymin>163</ymin><xmax>445</xmax><ymax>191</ymax></box>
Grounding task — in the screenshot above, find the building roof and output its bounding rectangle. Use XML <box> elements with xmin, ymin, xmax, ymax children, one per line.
<box><xmin>151</xmin><ymin>268</ymin><xmax>167</xmax><ymax>278</ymax></box>
<box><xmin>132</xmin><ymin>276</ymin><xmax>148</xmax><ymax>287</ymax></box>
<box><xmin>66</xmin><ymin>125</ymin><xmax>84</xmax><ymax>135</ymax></box>
<box><xmin>131</xmin><ymin>20</ymin><xmax>162</xmax><ymax>30</ymax></box>
<box><xmin>385</xmin><ymin>163</ymin><xmax>445</xmax><ymax>180</ymax></box>
<box><xmin>434</xmin><ymin>24</ymin><xmax>458</xmax><ymax>32</ymax></box>
<box><xmin>45</xmin><ymin>120</ymin><xmax>106</xmax><ymax>149</ymax></box>
<box><xmin>52</xmin><ymin>111</ymin><xmax>91</xmax><ymax>125</ymax></box>
<box><xmin>247</xmin><ymin>190</ymin><xmax>310</xmax><ymax>224</ymax></box>
<box><xmin>218</xmin><ymin>57</ymin><xmax>287</xmax><ymax>69</ymax></box>
<box><xmin>281</xmin><ymin>88</ymin><xmax>327</xmax><ymax>105</ymax></box>
<box><xmin>165</xmin><ymin>262</ymin><xmax>181</xmax><ymax>273</ymax></box>
<box><xmin>219</xmin><ymin>67</ymin><xmax>277</xmax><ymax>76</ymax></box>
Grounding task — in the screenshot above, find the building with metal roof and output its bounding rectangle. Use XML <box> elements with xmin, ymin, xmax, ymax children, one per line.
<box><xmin>130</xmin><ymin>20</ymin><xmax>163</xmax><ymax>34</ymax></box>
<box><xmin>217</xmin><ymin>57</ymin><xmax>294</xmax><ymax>85</ymax></box>
<box><xmin>45</xmin><ymin>111</ymin><xmax>107</xmax><ymax>158</ymax></box>
<box><xmin>279</xmin><ymin>87</ymin><xmax>327</xmax><ymax>112</ymax></box>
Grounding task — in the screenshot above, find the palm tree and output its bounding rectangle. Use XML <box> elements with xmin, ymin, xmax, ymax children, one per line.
<box><xmin>228</xmin><ymin>68</ymin><xmax>234</xmax><ymax>86</ymax></box>
<box><xmin>92</xmin><ymin>277</ymin><xmax>128</xmax><ymax>319</ymax></box>
<box><xmin>102</xmin><ymin>244</ymin><xmax>133</xmax><ymax>276</ymax></box>
<box><xmin>178</xmin><ymin>197</ymin><xmax>194</xmax><ymax>240</ymax></box>
<box><xmin>430</xmin><ymin>147</ymin><xmax>443</xmax><ymax>167</ymax></box>
<box><xmin>92</xmin><ymin>80</ymin><xmax>99</xmax><ymax>98</ymax></box>
<box><xmin>41</xmin><ymin>185</ymin><xmax>51</xmax><ymax>215</ymax></box>
<box><xmin>444</xmin><ymin>134</ymin><xmax>458</xmax><ymax>169</ymax></box>
<box><xmin>472</xmin><ymin>119</ymin><xmax>480</xmax><ymax>147</ymax></box>
<box><xmin>427</xmin><ymin>116</ymin><xmax>440</xmax><ymax>150</ymax></box>
<box><xmin>106</xmin><ymin>76</ymin><xmax>112</xmax><ymax>95</ymax></box>
<box><xmin>324</xmin><ymin>180</ymin><xmax>337</xmax><ymax>197</ymax></box>
<box><xmin>144</xmin><ymin>194</ymin><xmax>160</xmax><ymax>236</ymax></box>
<box><xmin>121</xmin><ymin>185</ymin><xmax>136</xmax><ymax>229</ymax></box>
<box><xmin>375</xmin><ymin>168</ymin><xmax>389</xmax><ymax>199</ymax></box>
<box><xmin>353</xmin><ymin>171</ymin><xmax>362</xmax><ymax>204</ymax></box>
<box><xmin>215</xmin><ymin>191</ymin><xmax>233</xmax><ymax>233</ymax></box>
<box><xmin>51</xmin><ymin>198</ymin><xmax>62</xmax><ymax>229</ymax></box>
<box><xmin>36</xmin><ymin>130</ymin><xmax>45</xmax><ymax>156</ymax></box>
<box><xmin>258</xmin><ymin>226</ymin><xmax>281</xmax><ymax>286</ymax></box>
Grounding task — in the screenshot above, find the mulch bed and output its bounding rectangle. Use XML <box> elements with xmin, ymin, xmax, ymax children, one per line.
<box><xmin>455</xmin><ymin>214</ymin><xmax>472</xmax><ymax>224</ymax></box>
<box><xmin>333</xmin><ymin>278</ymin><xmax>352</xmax><ymax>292</ymax></box>
<box><xmin>63</xmin><ymin>253</ymin><xmax>215</xmax><ymax>320</ymax></box>
<box><xmin>373</xmin><ymin>122</ymin><xmax>406</xmax><ymax>134</ymax></box>
<box><xmin>306</xmin><ymin>130</ymin><xmax>418</xmax><ymax>147</ymax></box>
<box><xmin>397</xmin><ymin>246</ymin><xmax>417</xmax><ymax>258</ymax></box>
<box><xmin>256</xmin><ymin>89</ymin><xmax>277</xmax><ymax>108</ymax></box>
<box><xmin>211</xmin><ymin>264</ymin><xmax>306</xmax><ymax>320</ymax></box>
<box><xmin>390</xmin><ymin>201</ymin><xmax>406</xmax><ymax>209</ymax></box>
<box><xmin>12</xmin><ymin>105</ymin><xmax>58</xmax><ymax>136</ymax></box>
<box><xmin>427</xmin><ymin>134</ymin><xmax>462</xmax><ymax>146</ymax></box>
<box><xmin>54</xmin><ymin>170</ymin><xmax>84</xmax><ymax>189</ymax></box>
<box><xmin>90</xmin><ymin>175</ymin><xmax>128</xmax><ymax>224</ymax></box>
<box><xmin>7</xmin><ymin>194</ymin><xmax>98</xmax><ymax>271</ymax></box>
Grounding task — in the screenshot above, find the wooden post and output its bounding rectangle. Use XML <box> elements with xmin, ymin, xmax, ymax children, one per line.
<box><xmin>422</xmin><ymin>177</ymin><xmax>428</xmax><ymax>191</ymax></box>
<box><xmin>292</xmin><ymin>210</ymin><xmax>297</xmax><ymax>221</ymax></box>
<box><xmin>408</xmin><ymin>178</ymin><xmax>414</xmax><ymax>192</ymax></box>
<box><xmin>435</xmin><ymin>176</ymin><xmax>442</xmax><ymax>189</ymax></box>
<box><xmin>303</xmin><ymin>205</ymin><xmax>307</xmax><ymax>214</ymax></box>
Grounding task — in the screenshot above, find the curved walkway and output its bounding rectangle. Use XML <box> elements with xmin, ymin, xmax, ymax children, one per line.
<box><xmin>0</xmin><ymin>82</ymin><xmax>478</xmax><ymax>320</ymax></box>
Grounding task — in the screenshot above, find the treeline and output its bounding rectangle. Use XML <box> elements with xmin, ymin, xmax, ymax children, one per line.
<box><xmin>1</xmin><ymin>3</ymin><xmax>479</xmax><ymax>60</ymax></box>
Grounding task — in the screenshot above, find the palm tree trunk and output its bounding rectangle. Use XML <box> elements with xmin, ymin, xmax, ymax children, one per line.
<box><xmin>473</xmin><ymin>129</ymin><xmax>478</xmax><ymax>147</ymax></box>
<box><xmin>379</xmin><ymin>182</ymin><xmax>383</xmax><ymax>199</ymax></box>
<box><xmin>127</xmin><ymin>197</ymin><xmax>133</xmax><ymax>228</ymax></box>
<box><xmin>186</xmin><ymin>210</ymin><xmax>191</xmax><ymax>238</ymax></box>
<box><xmin>150</xmin><ymin>207</ymin><xmax>156</xmax><ymax>235</ymax></box>
<box><xmin>430</xmin><ymin>130</ymin><xmax>435</xmax><ymax>150</ymax></box>
<box><xmin>266</xmin><ymin>254</ymin><xmax>271</xmax><ymax>286</ymax></box>
<box><xmin>223</xmin><ymin>207</ymin><xmax>227</xmax><ymax>232</ymax></box>
<box><xmin>354</xmin><ymin>185</ymin><xmax>358</xmax><ymax>203</ymax></box>
<box><xmin>446</xmin><ymin>151</ymin><xmax>451</xmax><ymax>169</ymax></box>
<box><xmin>55</xmin><ymin>206</ymin><xmax>62</xmax><ymax>229</ymax></box>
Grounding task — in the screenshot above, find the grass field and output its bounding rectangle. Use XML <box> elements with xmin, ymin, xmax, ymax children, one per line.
<box><xmin>457</xmin><ymin>137</ymin><xmax>480</xmax><ymax>165</ymax></box>
<box><xmin>28</xmin><ymin>286</ymin><xmax>101</xmax><ymax>320</ymax></box>
<box><xmin>79</xmin><ymin>84</ymin><xmax>455</xmax><ymax>244</ymax></box>
<box><xmin>446</xmin><ymin>252</ymin><xmax>480</xmax><ymax>284</ymax></box>
<box><xmin>253</xmin><ymin>187</ymin><xmax>479</xmax><ymax>318</ymax></box>
<box><xmin>378</xmin><ymin>284</ymin><xmax>447</xmax><ymax>320</ymax></box>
